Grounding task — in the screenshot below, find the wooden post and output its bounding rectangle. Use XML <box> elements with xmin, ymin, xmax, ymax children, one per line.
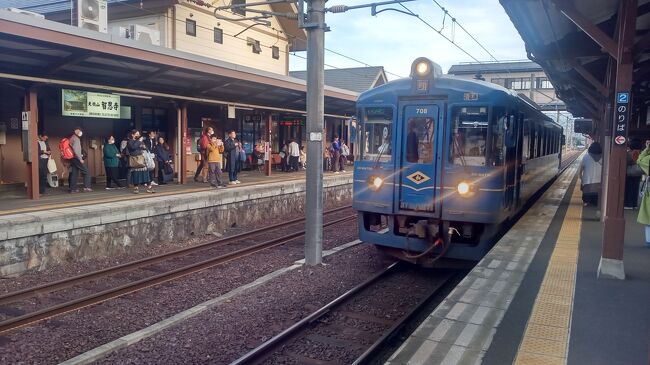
<box><xmin>24</xmin><ymin>89</ymin><xmax>39</xmax><ymax>200</ymax></box>
<box><xmin>599</xmin><ymin>0</ymin><xmax>637</xmax><ymax>280</ymax></box>
<box><xmin>180</xmin><ymin>104</ymin><xmax>188</xmax><ymax>184</ymax></box>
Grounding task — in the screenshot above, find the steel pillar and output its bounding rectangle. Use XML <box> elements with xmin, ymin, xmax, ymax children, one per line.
<box><xmin>266</xmin><ymin>114</ymin><xmax>272</xmax><ymax>176</ymax></box>
<box><xmin>304</xmin><ymin>0</ymin><xmax>326</xmax><ymax>265</ymax></box>
<box><xmin>599</xmin><ymin>0</ymin><xmax>637</xmax><ymax>280</ymax></box>
<box><xmin>179</xmin><ymin>104</ymin><xmax>188</xmax><ymax>184</ymax></box>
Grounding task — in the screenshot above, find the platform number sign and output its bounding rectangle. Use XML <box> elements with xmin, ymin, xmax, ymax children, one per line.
<box><xmin>614</xmin><ymin>92</ymin><xmax>630</xmax><ymax>145</ymax></box>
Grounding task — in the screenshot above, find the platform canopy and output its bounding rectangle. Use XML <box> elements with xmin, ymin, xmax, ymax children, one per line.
<box><xmin>0</xmin><ymin>11</ymin><xmax>356</xmax><ymax>116</ymax></box>
<box><xmin>500</xmin><ymin>0</ymin><xmax>650</xmax><ymax>120</ymax></box>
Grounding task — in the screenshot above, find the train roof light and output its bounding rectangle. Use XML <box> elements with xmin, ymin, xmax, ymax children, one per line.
<box><xmin>410</xmin><ymin>57</ymin><xmax>443</xmax><ymax>79</ymax></box>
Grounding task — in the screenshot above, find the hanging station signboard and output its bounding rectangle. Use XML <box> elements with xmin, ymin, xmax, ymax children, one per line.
<box><xmin>62</xmin><ymin>89</ymin><xmax>121</xmax><ymax>119</ymax></box>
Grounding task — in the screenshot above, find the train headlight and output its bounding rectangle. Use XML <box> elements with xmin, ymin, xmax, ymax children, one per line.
<box><xmin>457</xmin><ymin>181</ymin><xmax>471</xmax><ymax>196</ymax></box>
<box><xmin>369</xmin><ymin>176</ymin><xmax>384</xmax><ymax>190</ymax></box>
<box><xmin>415</xmin><ymin>61</ymin><xmax>429</xmax><ymax>76</ymax></box>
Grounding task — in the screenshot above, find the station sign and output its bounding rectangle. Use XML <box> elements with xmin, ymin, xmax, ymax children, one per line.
<box><xmin>62</xmin><ymin>89</ymin><xmax>121</xmax><ymax>119</ymax></box>
<box><xmin>614</xmin><ymin>91</ymin><xmax>630</xmax><ymax>145</ymax></box>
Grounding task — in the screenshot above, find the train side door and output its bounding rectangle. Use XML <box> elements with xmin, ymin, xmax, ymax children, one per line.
<box><xmin>504</xmin><ymin>113</ymin><xmax>520</xmax><ymax>209</ymax></box>
<box><xmin>397</xmin><ymin>104</ymin><xmax>439</xmax><ymax>214</ymax></box>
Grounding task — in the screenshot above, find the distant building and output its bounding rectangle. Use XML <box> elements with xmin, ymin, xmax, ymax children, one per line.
<box><xmin>290</xmin><ymin>66</ymin><xmax>387</xmax><ymax>93</ymax></box>
<box><xmin>448</xmin><ymin>61</ymin><xmax>565</xmax><ymax>111</ymax></box>
<box><xmin>0</xmin><ymin>0</ymin><xmax>303</xmax><ymax>75</ymax></box>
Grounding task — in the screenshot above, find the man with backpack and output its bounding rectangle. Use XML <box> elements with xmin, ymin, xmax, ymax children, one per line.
<box><xmin>194</xmin><ymin>127</ymin><xmax>213</xmax><ymax>183</ymax></box>
<box><xmin>62</xmin><ymin>127</ymin><xmax>92</xmax><ymax>193</ymax></box>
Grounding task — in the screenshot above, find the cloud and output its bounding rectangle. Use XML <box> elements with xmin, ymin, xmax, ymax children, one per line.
<box><xmin>289</xmin><ymin>0</ymin><xmax>527</xmax><ymax>79</ymax></box>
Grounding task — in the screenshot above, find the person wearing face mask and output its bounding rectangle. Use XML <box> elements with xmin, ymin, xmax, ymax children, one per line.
<box><xmin>103</xmin><ymin>135</ymin><xmax>124</xmax><ymax>190</ymax></box>
<box><xmin>127</xmin><ymin>130</ymin><xmax>154</xmax><ymax>194</ymax></box>
<box><xmin>69</xmin><ymin>127</ymin><xmax>92</xmax><ymax>193</ymax></box>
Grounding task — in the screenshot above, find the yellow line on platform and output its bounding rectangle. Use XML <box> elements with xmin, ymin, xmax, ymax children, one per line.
<box><xmin>514</xmin><ymin>177</ymin><xmax>583</xmax><ymax>365</ymax></box>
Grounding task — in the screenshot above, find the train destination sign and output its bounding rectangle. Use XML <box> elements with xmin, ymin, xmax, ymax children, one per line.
<box><xmin>62</xmin><ymin>89</ymin><xmax>121</xmax><ymax>119</ymax></box>
<box><xmin>614</xmin><ymin>91</ymin><xmax>630</xmax><ymax>145</ymax></box>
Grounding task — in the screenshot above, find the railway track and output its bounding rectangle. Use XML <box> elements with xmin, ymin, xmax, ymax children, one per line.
<box><xmin>230</xmin><ymin>263</ymin><xmax>459</xmax><ymax>365</ymax></box>
<box><xmin>0</xmin><ymin>205</ymin><xmax>356</xmax><ymax>334</ymax></box>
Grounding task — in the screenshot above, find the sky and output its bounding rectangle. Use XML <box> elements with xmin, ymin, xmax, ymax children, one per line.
<box><xmin>288</xmin><ymin>0</ymin><xmax>528</xmax><ymax>78</ymax></box>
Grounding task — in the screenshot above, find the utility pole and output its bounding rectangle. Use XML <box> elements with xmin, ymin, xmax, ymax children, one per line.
<box><xmin>304</xmin><ymin>0</ymin><xmax>326</xmax><ymax>265</ymax></box>
<box><xmin>212</xmin><ymin>0</ymin><xmax>414</xmax><ymax>266</ymax></box>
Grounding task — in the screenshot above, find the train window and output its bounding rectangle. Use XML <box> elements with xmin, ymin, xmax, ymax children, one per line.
<box><xmin>450</xmin><ymin>106</ymin><xmax>488</xmax><ymax>166</ymax></box>
<box><xmin>362</xmin><ymin>107</ymin><xmax>393</xmax><ymax>162</ymax></box>
<box><xmin>405</xmin><ymin>117</ymin><xmax>435</xmax><ymax>163</ymax></box>
<box><xmin>489</xmin><ymin>108</ymin><xmax>506</xmax><ymax>166</ymax></box>
<box><xmin>523</xmin><ymin>118</ymin><xmax>530</xmax><ymax>160</ymax></box>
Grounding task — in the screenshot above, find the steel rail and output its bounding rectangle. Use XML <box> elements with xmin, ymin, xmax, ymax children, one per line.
<box><xmin>229</xmin><ymin>261</ymin><xmax>403</xmax><ymax>365</ymax></box>
<box><xmin>351</xmin><ymin>273</ymin><xmax>455</xmax><ymax>365</ymax></box>
<box><xmin>0</xmin><ymin>214</ymin><xmax>356</xmax><ymax>334</ymax></box>
<box><xmin>0</xmin><ymin>205</ymin><xmax>352</xmax><ymax>306</ymax></box>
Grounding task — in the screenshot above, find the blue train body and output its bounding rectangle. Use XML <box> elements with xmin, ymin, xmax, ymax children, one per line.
<box><xmin>352</xmin><ymin>58</ymin><xmax>562</xmax><ymax>264</ymax></box>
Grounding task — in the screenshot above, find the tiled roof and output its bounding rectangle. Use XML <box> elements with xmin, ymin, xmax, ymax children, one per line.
<box><xmin>448</xmin><ymin>61</ymin><xmax>543</xmax><ymax>75</ymax></box>
<box><xmin>290</xmin><ymin>66</ymin><xmax>386</xmax><ymax>93</ymax></box>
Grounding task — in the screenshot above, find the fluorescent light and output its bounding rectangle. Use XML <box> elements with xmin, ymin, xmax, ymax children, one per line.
<box><xmin>235</xmin><ymin>106</ymin><xmax>254</xmax><ymax>111</ymax></box>
<box><xmin>112</xmin><ymin>92</ymin><xmax>152</xmax><ymax>100</ymax></box>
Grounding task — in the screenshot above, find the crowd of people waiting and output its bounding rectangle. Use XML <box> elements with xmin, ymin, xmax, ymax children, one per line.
<box><xmin>37</xmin><ymin>126</ymin><xmax>352</xmax><ymax>196</ymax></box>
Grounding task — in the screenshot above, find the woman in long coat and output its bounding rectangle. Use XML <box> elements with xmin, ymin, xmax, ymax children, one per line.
<box><xmin>636</xmin><ymin>140</ymin><xmax>650</xmax><ymax>247</ymax></box>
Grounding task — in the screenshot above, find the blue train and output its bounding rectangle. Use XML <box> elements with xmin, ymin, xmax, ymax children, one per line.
<box><xmin>353</xmin><ymin>57</ymin><xmax>563</xmax><ymax>266</ymax></box>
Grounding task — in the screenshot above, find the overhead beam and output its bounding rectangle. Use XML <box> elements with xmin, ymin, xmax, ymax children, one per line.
<box><xmin>551</xmin><ymin>0</ymin><xmax>619</xmax><ymax>59</ymax></box>
<box><xmin>572</xmin><ymin>63</ymin><xmax>608</xmax><ymax>96</ymax></box>
<box><xmin>125</xmin><ymin>66</ymin><xmax>173</xmax><ymax>88</ymax></box>
<box><xmin>46</xmin><ymin>52</ymin><xmax>97</xmax><ymax>76</ymax></box>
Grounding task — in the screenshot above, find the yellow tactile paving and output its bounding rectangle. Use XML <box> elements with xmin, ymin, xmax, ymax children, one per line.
<box><xmin>515</xmin><ymin>180</ymin><xmax>583</xmax><ymax>365</ymax></box>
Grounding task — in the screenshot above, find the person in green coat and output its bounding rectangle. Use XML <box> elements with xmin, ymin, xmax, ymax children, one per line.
<box><xmin>103</xmin><ymin>136</ymin><xmax>124</xmax><ymax>189</ymax></box>
<box><xmin>636</xmin><ymin>139</ymin><xmax>650</xmax><ymax>247</ymax></box>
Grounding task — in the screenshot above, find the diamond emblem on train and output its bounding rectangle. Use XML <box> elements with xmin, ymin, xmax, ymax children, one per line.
<box><xmin>406</xmin><ymin>171</ymin><xmax>431</xmax><ymax>185</ymax></box>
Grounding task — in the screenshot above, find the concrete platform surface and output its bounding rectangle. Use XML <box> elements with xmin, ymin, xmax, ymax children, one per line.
<box><xmin>387</xmin><ymin>158</ymin><xmax>650</xmax><ymax>365</ymax></box>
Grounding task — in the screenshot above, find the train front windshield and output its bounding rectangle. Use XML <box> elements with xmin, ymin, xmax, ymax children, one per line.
<box><xmin>361</xmin><ymin>107</ymin><xmax>393</xmax><ymax>163</ymax></box>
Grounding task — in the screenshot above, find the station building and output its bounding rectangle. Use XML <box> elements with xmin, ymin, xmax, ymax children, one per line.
<box><xmin>448</xmin><ymin>60</ymin><xmax>565</xmax><ymax>111</ymax></box>
<box><xmin>0</xmin><ymin>0</ymin><xmax>358</xmax><ymax>199</ymax></box>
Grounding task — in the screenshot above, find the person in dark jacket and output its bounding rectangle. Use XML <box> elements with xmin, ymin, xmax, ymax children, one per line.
<box><xmin>331</xmin><ymin>135</ymin><xmax>341</xmax><ymax>173</ymax></box>
<box><xmin>224</xmin><ymin>130</ymin><xmax>242</xmax><ymax>184</ymax></box>
<box><xmin>155</xmin><ymin>137</ymin><xmax>173</xmax><ymax>185</ymax></box>
<box><xmin>103</xmin><ymin>135</ymin><xmax>123</xmax><ymax>189</ymax></box>
<box><xmin>127</xmin><ymin>130</ymin><xmax>154</xmax><ymax>194</ymax></box>
<box><xmin>37</xmin><ymin>134</ymin><xmax>51</xmax><ymax>194</ymax></box>
<box><xmin>144</xmin><ymin>131</ymin><xmax>158</xmax><ymax>185</ymax></box>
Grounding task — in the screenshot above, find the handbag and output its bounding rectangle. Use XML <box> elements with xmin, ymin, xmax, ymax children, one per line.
<box><xmin>164</xmin><ymin>162</ymin><xmax>173</xmax><ymax>175</ymax></box>
<box><xmin>144</xmin><ymin>152</ymin><xmax>155</xmax><ymax>171</ymax></box>
<box><xmin>129</xmin><ymin>155</ymin><xmax>145</xmax><ymax>169</ymax></box>
<box><xmin>239</xmin><ymin>150</ymin><xmax>247</xmax><ymax>162</ymax></box>
<box><xmin>47</xmin><ymin>157</ymin><xmax>57</xmax><ymax>174</ymax></box>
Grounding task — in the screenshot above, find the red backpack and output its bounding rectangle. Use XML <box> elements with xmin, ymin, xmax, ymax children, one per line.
<box><xmin>59</xmin><ymin>136</ymin><xmax>74</xmax><ymax>160</ymax></box>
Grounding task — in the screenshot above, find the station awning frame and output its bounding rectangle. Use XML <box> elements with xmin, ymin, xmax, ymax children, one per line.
<box><xmin>0</xmin><ymin>10</ymin><xmax>357</xmax><ymax>116</ymax></box>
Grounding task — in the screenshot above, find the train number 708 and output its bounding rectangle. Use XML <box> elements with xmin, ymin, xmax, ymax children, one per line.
<box><xmin>416</xmin><ymin>108</ymin><xmax>428</xmax><ymax>114</ymax></box>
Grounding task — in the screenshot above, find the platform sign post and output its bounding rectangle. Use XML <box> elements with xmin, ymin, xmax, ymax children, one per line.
<box><xmin>600</xmin><ymin>0</ymin><xmax>637</xmax><ymax>280</ymax></box>
<box><xmin>613</xmin><ymin>92</ymin><xmax>629</xmax><ymax>145</ymax></box>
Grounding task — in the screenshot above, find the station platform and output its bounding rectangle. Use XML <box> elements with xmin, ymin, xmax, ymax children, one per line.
<box><xmin>387</xmin><ymin>158</ymin><xmax>650</xmax><ymax>365</ymax></box>
<box><xmin>0</xmin><ymin>169</ymin><xmax>349</xmax><ymax>216</ymax></box>
<box><xmin>0</xmin><ymin>170</ymin><xmax>352</xmax><ymax>277</ymax></box>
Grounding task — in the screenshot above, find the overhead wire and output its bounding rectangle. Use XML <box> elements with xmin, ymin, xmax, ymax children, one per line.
<box><xmin>412</xmin><ymin>0</ymin><xmax>562</xmax><ymax>106</ymax></box>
